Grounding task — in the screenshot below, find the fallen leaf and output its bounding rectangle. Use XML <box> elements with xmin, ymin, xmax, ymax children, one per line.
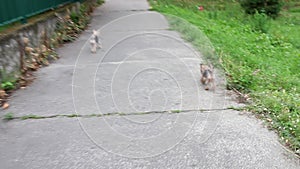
<box><xmin>23</xmin><ymin>37</ymin><xmax>30</xmax><ymax>44</ymax></box>
<box><xmin>2</xmin><ymin>103</ymin><xmax>9</xmax><ymax>109</ymax></box>
<box><xmin>25</xmin><ymin>47</ymin><xmax>34</xmax><ymax>54</ymax></box>
<box><xmin>0</xmin><ymin>90</ymin><xmax>7</xmax><ymax>98</ymax></box>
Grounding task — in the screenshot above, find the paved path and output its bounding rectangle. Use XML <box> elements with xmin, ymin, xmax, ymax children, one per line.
<box><xmin>0</xmin><ymin>0</ymin><xmax>299</xmax><ymax>168</ymax></box>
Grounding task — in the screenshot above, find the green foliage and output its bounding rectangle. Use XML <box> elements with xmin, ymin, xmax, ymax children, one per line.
<box><xmin>3</xmin><ymin>112</ymin><xmax>14</xmax><ymax>121</ymax></box>
<box><xmin>54</xmin><ymin>3</ymin><xmax>91</xmax><ymax>43</ymax></box>
<box><xmin>171</xmin><ymin>110</ymin><xmax>181</xmax><ymax>113</ymax></box>
<box><xmin>239</xmin><ymin>0</ymin><xmax>283</xmax><ymax>18</ymax></box>
<box><xmin>96</xmin><ymin>0</ymin><xmax>105</xmax><ymax>5</ymax></box>
<box><xmin>150</xmin><ymin>0</ymin><xmax>300</xmax><ymax>154</ymax></box>
<box><xmin>1</xmin><ymin>81</ymin><xmax>15</xmax><ymax>90</ymax></box>
<box><xmin>166</xmin><ymin>15</ymin><xmax>218</xmax><ymax>66</ymax></box>
<box><xmin>0</xmin><ymin>70</ymin><xmax>17</xmax><ymax>91</ymax></box>
<box><xmin>21</xmin><ymin>114</ymin><xmax>41</xmax><ymax>120</ymax></box>
<box><xmin>70</xmin><ymin>11</ymin><xmax>80</xmax><ymax>24</ymax></box>
<box><xmin>249</xmin><ymin>90</ymin><xmax>300</xmax><ymax>150</ymax></box>
<box><xmin>250</xmin><ymin>12</ymin><xmax>270</xmax><ymax>33</ymax></box>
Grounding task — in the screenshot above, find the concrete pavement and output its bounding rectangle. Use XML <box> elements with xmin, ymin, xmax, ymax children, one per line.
<box><xmin>0</xmin><ymin>0</ymin><xmax>299</xmax><ymax>168</ymax></box>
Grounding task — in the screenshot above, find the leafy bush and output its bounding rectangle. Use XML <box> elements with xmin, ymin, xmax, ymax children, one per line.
<box><xmin>250</xmin><ymin>12</ymin><xmax>270</xmax><ymax>33</ymax></box>
<box><xmin>0</xmin><ymin>70</ymin><xmax>17</xmax><ymax>91</ymax></box>
<box><xmin>96</xmin><ymin>0</ymin><xmax>105</xmax><ymax>5</ymax></box>
<box><xmin>54</xmin><ymin>4</ymin><xmax>91</xmax><ymax>43</ymax></box>
<box><xmin>1</xmin><ymin>81</ymin><xmax>15</xmax><ymax>90</ymax></box>
<box><xmin>70</xmin><ymin>11</ymin><xmax>80</xmax><ymax>24</ymax></box>
<box><xmin>239</xmin><ymin>0</ymin><xmax>283</xmax><ymax>18</ymax></box>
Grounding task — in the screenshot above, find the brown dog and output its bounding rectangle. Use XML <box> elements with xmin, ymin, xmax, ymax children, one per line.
<box><xmin>200</xmin><ymin>64</ymin><xmax>215</xmax><ymax>90</ymax></box>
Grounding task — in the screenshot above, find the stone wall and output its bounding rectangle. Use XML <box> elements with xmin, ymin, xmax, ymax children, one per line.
<box><xmin>0</xmin><ymin>3</ymin><xmax>80</xmax><ymax>81</ymax></box>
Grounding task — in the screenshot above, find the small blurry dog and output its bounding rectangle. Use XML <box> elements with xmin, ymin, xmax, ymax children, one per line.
<box><xmin>200</xmin><ymin>64</ymin><xmax>215</xmax><ymax>90</ymax></box>
<box><xmin>90</xmin><ymin>30</ymin><xmax>102</xmax><ymax>53</ymax></box>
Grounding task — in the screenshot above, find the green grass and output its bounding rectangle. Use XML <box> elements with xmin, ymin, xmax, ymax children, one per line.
<box><xmin>150</xmin><ymin>0</ymin><xmax>300</xmax><ymax>154</ymax></box>
<box><xmin>3</xmin><ymin>112</ymin><xmax>14</xmax><ymax>121</ymax></box>
<box><xmin>0</xmin><ymin>69</ymin><xmax>18</xmax><ymax>91</ymax></box>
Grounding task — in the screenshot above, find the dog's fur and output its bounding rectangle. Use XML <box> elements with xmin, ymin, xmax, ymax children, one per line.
<box><xmin>200</xmin><ymin>64</ymin><xmax>215</xmax><ymax>90</ymax></box>
<box><xmin>90</xmin><ymin>30</ymin><xmax>102</xmax><ymax>53</ymax></box>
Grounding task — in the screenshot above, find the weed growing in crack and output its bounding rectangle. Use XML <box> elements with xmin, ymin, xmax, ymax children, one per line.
<box><xmin>64</xmin><ymin>114</ymin><xmax>79</xmax><ymax>118</ymax></box>
<box><xmin>3</xmin><ymin>112</ymin><xmax>14</xmax><ymax>121</ymax></box>
<box><xmin>20</xmin><ymin>114</ymin><xmax>42</xmax><ymax>120</ymax></box>
<box><xmin>171</xmin><ymin>110</ymin><xmax>181</xmax><ymax>113</ymax></box>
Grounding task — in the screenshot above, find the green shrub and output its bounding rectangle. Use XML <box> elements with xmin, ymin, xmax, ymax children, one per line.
<box><xmin>250</xmin><ymin>12</ymin><xmax>271</xmax><ymax>33</ymax></box>
<box><xmin>0</xmin><ymin>70</ymin><xmax>17</xmax><ymax>91</ymax></box>
<box><xmin>1</xmin><ymin>81</ymin><xmax>15</xmax><ymax>90</ymax></box>
<box><xmin>70</xmin><ymin>11</ymin><xmax>80</xmax><ymax>24</ymax></box>
<box><xmin>239</xmin><ymin>0</ymin><xmax>283</xmax><ymax>18</ymax></box>
<box><xmin>96</xmin><ymin>0</ymin><xmax>105</xmax><ymax>5</ymax></box>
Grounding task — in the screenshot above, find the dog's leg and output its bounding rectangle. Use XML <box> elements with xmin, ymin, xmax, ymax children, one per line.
<box><xmin>91</xmin><ymin>43</ymin><xmax>96</xmax><ymax>53</ymax></box>
<box><xmin>97</xmin><ymin>42</ymin><xmax>102</xmax><ymax>49</ymax></box>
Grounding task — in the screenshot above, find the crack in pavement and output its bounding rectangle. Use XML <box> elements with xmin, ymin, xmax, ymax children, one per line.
<box><xmin>2</xmin><ymin>107</ymin><xmax>242</xmax><ymax>121</ymax></box>
<box><xmin>93</xmin><ymin>9</ymin><xmax>150</xmax><ymax>16</ymax></box>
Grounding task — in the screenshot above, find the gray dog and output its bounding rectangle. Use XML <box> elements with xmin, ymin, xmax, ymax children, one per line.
<box><xmin>90</xmin><ymin>30</ymin><xmax>102</xmax><ymax>53</ymax></box>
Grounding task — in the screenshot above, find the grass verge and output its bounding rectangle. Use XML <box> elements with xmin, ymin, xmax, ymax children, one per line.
<box><xmin>149</xmin><ymin>0</ymin><xmax>300</xmax><ymax>155</ymax></box>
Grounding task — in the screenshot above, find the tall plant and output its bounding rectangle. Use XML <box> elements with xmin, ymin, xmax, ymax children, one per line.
<box><xmin>239</xmin><ymin>0</ymin><xmax>283</xmax><ymax>18</ymax></box>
